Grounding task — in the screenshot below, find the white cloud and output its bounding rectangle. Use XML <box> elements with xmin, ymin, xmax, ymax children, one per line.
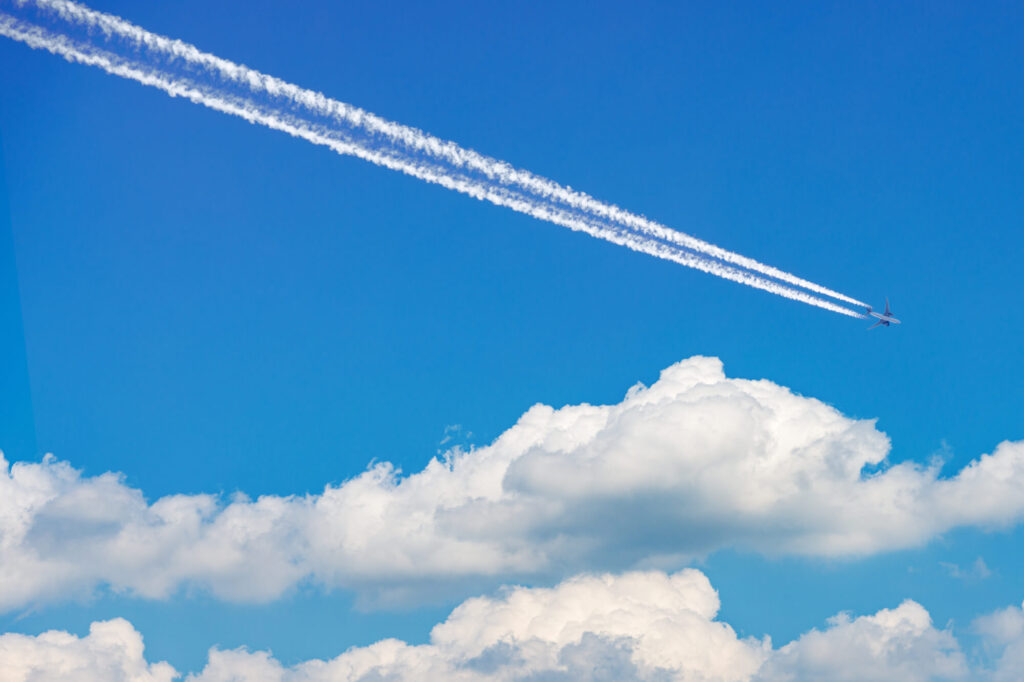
<box><xmin>189</xmin><ymin>570</ymin><xmax>768</xmax><ymax>682</ymax></box>
<box><xmin>3</xmin><ymin>356</ymin><xmax>1024</xmax><ymax>611</ymax></box>
<box><xmin>10</xmin><ymin>568</ymin><xmax>1020</xmax><ymax>682</ymax></box>
<box><xmin>0</xmin><ymin>618</ymin><xmax>177</xmax><ymax>682</ymax></box>
<box><xmin>189</xmin><ymin>573</ymin><xmax>767</xmax><ymax>682</ymax></box>
<box><xmin>973</xmin><ymin>601</ymin><xmax>1024</xmax><ymax>681</ymax></box>
<box><xmin>755</xmin><ymin>601</ymin><xmax>967</xmax><ymax>681</ymax></box>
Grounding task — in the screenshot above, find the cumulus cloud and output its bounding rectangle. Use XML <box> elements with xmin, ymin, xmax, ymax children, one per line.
<box><xmin>183</xmin><ymin>569</ymin><xmax>769</xmax><ymax>682</ymax></box>
<box><xmin>0</xmin><ymin>618</ymin><xmax>177</xmax><ymax>682</ymax></box>
<box><xmin>755</xmin><ymin>601</ymin><xmax>966</xmax><ymax>681</ymax></box>
<box><xmin>9</xmin><ymin>568</ymin><xmax>1021</xmax><ymax>682</ymax></box>
<box><xmin>973</xmin><ymin>600</ymin><xmax>1024</xmax><ymax>681</ymax></box>
<box><xmin>3</xmin><ymin>356</ymin><xmax>1024</xmax><ymax>611</ymax></box>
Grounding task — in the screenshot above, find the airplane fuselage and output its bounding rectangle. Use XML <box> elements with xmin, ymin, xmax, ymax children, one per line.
<box><xmin>869</xmin><ymin>312</ymin><xmax>900</xmax><ymax>325</ymax></box>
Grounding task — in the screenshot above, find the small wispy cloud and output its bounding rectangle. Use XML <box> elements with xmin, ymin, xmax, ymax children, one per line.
<box><xmin>438</xmin><ymin>424</ymin><xmax>472</xmax><ymax>450</ymax></box>
<box><xmin>940</xmin><ymin>557</ymin><xmax>993</xmax><ymax>582</ymax></box>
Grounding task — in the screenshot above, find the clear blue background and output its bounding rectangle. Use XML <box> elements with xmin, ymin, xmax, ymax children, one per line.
<box><xmin>1</xmin><ymin>0</ymin><xmax>1022</xmax><ymax>671</ymax></box>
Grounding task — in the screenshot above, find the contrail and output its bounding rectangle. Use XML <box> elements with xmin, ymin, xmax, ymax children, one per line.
<box><xmin>0</xmin><ymin>0</ymin><xmax>866</xmax><ymax>317</ymax></box>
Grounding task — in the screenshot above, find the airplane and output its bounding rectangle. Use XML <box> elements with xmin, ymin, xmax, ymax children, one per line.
<box><xmin>866</xmin><ymin>298</ymin><xmax>900</xmax><ymax>329</ymax></box>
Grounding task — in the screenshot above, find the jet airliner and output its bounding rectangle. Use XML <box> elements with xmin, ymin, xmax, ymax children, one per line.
<box><xmin>866</xmin><ymin>299</ymin><xmax>900</xmax><ymax>329</ymax></box>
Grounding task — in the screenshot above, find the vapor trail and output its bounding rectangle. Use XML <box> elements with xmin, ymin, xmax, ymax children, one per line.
<box><xmin>0</xmin><ymin>0</ymin><xmax>866</xmax><ymax>317</ymax></box>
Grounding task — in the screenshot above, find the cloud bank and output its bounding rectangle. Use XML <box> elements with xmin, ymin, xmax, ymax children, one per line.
<box><xmin>3</xmin><ymin>356</ymin><xmax>1024</xmax><ymax>611</ymax></box>
<box><xmin>6</xmin><ymin>568</ymin><xmax>1020</xmax><ymax>681</ymax></box>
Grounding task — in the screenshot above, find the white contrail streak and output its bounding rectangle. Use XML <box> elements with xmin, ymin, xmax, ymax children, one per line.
<box><xmin>25</xmin><ymin>0</ymin><xmax>867</xmax><ymax>309</ymax></box>
<box><xmin>0</xmin><ymin>0</ymin><xmax>866</xmax><ymax>316</ymax></box>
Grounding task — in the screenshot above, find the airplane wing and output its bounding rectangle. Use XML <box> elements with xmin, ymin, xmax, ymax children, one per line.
<box><xmin>868</xmin><ymin>319</ymin><xmax>887</xmax><ymax>330</ymax></box>
<box><xmin>884</xmin><ymin>297</ymin><xmax>891</xmax><ymax>316</ymax></box>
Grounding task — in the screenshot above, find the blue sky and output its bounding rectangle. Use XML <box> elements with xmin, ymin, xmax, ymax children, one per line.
<box><xmin>1</xmin><ymin>0</ymin><xmax>1023</xmax><ymax>677</ymax></box>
